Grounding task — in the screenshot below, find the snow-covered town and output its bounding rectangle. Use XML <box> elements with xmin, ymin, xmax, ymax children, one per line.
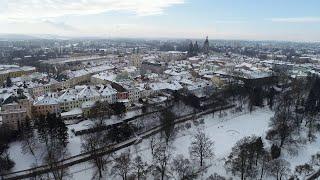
<box><xmin>1</xmin><ymin>1</ymin><xmax>320</xmax><ymax>180</ymax></box>
<box><xmin>1</xmin><ymin>36</ymin><xmax>320</xmax><ymax>180</ymax></box>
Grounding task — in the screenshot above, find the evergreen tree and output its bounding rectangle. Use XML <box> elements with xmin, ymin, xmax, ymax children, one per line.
<box><xmin>0</xmin><ymin>125</ymin><xmax>16</xmax><ymax>175</ymax></box>
<box><xmin>35</xmin><ymin>113</ymin><xmax>68</xmax><ymax>147</ymax></box>
<box><xmin>248</xmin><ymin>87</ymin><xmax>264</xmax><ymax>112</ymax></box>
<box><xmin>194</xmin><ymin>41</ymin><xmax>199</xmax><ymax>55</ymax></box>
<box><xmin>270</xmin><ymin>144</ymin><xmax>281</xmax><ymax>159</ymax></box>
<box><xmin>111</xmin><ymin>102</ymin><xmax>126</xmax><ymax>117</ymax></box>
<box><xmin>6</xmin><ymin>77</ymin><xmax>12</xmax><ymax>87</ymax></box>
<box><xmin>305</xmin><ymin>76</ymin><xmax>320</xmax><ymax>115</ymax></box>
<box><xmin>160</xmin><ymin>108</ymin><xmax>176</xmax><ymax>144</ymax></box>
<box><xmin>188</xmin><ymin>42</ymin><xmax>194</xmax><ymax>57</ymax></box>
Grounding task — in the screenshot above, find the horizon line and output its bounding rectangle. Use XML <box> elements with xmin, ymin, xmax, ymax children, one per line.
<box><xmin>0</xmin><ymin>33</ymin><xmax>319</xmax><ymax>44</ymax></box>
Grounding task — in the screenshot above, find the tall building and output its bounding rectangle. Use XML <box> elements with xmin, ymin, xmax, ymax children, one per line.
<box><xmin>0</xmin><ymin>95</ymin><xmax>33</xmax><ymax>130</ymax></box>
<box><xmin>203</xmin><ymin>36</ymin><xmax>210</xmax><ymax>55</ymax></box>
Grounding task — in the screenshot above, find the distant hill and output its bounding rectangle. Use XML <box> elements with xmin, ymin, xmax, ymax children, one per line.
<box><xmin>0</xmin><ymin>34</ymin><xmax>39</xmax><ymax>40</ymax></box>
<box><xmin>0</xmin><ymin>34</ymin><xmax>72</xmax><ymax>40</ymax></box>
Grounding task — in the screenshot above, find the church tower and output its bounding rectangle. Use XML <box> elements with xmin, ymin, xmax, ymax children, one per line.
<box><xmin>203</xmin><ymin>36</ymin><xmax>209</xmax><ymax>55</ymax></box>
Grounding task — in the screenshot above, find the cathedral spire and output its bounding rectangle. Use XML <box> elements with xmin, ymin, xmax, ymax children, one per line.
<box><xmin>203</xmin><ymin>36</ymin><xmax>209</xmax><ymax>55</ymax></box>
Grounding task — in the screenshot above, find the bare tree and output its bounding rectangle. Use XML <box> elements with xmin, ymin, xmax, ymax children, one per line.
<box><xmin>172</xmin><ymin>154</ymin><xmax>197</xmax><ymax>180</ymax></box>
<box><xmin>21</xmin><ymin>122</ymin><xmax>39</xmax><ymax>165</ymax></box>
<box><xmin>0</xmin><ymin>147</ymin><xmax>15</xmax><ymax>177</ymax></box>
<box><xmin>81</xmin><ymin>123</ymin><xmax>110</xmax><ymax>179</ymax></box>
<box><xmin>295</xmin><ymin>163</ymin><xmax>314</xmax><ymax>178</ymax></box>
<box><xmin>266</xmin><ymin>159</ymin><xmax>291</xmax><ymax>180</ymax></box>
<box><xmin>189</xmin><ymin>129</ymin><xmax>214</xmax><ymax>167</ymax></box>
<box><xmin>311</xmin><ymin>152</ymin><xmax>320</xmax><ymax>167</ymax></box>
<box><xmin>21</xmin><ymin>133</ymin><xmax>38</xmax><ymax>163</ymax></box>
<box><xmin>132</xmin><ymin>155</ymin><xmax>149</xmax><ymax>180</ymax></box>
<box><xmin>257</xmin><ymin>152</ymin><xmax>271</xmax><ymax>180</ymax></box>
<box><xmin>90</xmin><ymin>100</ymin><xmax>113</xmax><ymax>124</ymax></box>
<box><xmin>45</xmin><ymin>144</ymin><xmax>71</xmax><ymax>180</ymax></box>
<box><xmin>111</xmin><ymin>151</ymin><xmax>132</xmax><ymax>180</ymax></box>
<box><xmin>152</xmin><ymin>142</ymin><xmax>172</xmax><ymax>180</ymax></box>
<box><xmin>206</xmin><ymin>173</ymin><xmax>226</xmax><ymax>180</ymax></box>
<box><xmin>149</xmin><ymin>136</ymin><xmax>157</xmax><ymax>156</ymax></box>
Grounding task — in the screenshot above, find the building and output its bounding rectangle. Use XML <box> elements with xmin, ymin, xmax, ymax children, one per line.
<box><xmin>33</xmin><ymin>95</ymin><xmax>60</xmax><ymax>117</ymax></box>
<box><xmin>0</xmin><ymin>95</ymin><xmax>32</xmax><ymax>130</ymax></box>
<box><xmin>57</xmin><ymin>86</ymin><xmax>101</xmax><ymax>112</ymax></box>
<box><xmin>99</xmin><ymin>85</ymin><xmax>118</xmax><ymax>104</ymax></box>
<box><xmin>131</xmin><ymin>54</ymin><xmax>142</xmax><ymax>67</ymax></box>
<box><xmin>141</xmin><ymin>61</ymin><xmax>166</xmax><ymax>75</ymax></box>
<box><xmin>77</xmin><ymin>86</ymin><xmax>101</xmax><ymax>103</ymax></box>
<box><xmin>58</xmin><ymin>89</ymin><xmax>79</xmax><ymax>111</ymax></box>
<box><xmin>0</xmin><ymin>65</ymin><xmax>36</xmax><ymax>84</ymax></box>
<box><xmin>61</xmin><ymin>108</ymin><xmax>83</xmax><ymax>123</ymax></box>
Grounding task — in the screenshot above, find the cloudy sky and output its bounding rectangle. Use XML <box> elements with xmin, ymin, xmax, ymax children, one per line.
<box><xmin>0</xmin><ymin>0</ymin><xmax>320</xmax><ymax>41</ymax></box>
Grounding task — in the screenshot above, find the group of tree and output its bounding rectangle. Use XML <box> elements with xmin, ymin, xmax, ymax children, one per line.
<box><xmin>266</xmin><ymin>108</ymin><xmax>300</xmax><ymax>152</ymax></box>
<box><xmin>27</xmin><ymin>113</ymin><xmax>71</xmax><ymax>179</ymax></box>
<box><xmin>182</xmin><ymin>93</ymin><xmax>201</xmax><ymax>109</ymax></box>
<box><xmin>149</xmin><ymin>127</ymin><xmax>214</xmax><ymax>180</ymax></box>
<box><xmin>111</xmin><ymin>102</ymin><xmax>127</xmax><ymax>117</ymax></box>
<box><xmin>81</xmin><ymin>120</ymin><xmax>137</xmax><ymax>179</ymax></box>
<box><xmin>107</xmin><ymin>123</ymin><xmax>136</xmax><ymax>143</ymax></box>
<box><xmin>188</xmin><ymin>41</ymin><xmax>200</xmax><ymax>57</ymax></box>
<box><xmin>89</xmin><ymin>100</ymin><xmax>114</xmax><ymax>124</ymax></box>
<box><xmin>225</xmin><ymin>75</ymin><xmax>320</xmax><ymax>180</ymax></box>
<box><xmin>305</xmin><ymin>76</ymin><xmax>320</xmax><ymax>114</ymax></box>
<box><xmin>225</xmin><ymin>135</ymin><xmax>291</xmax><ymax>180</ymax></box>
<box><xmin>110</xmin><ymin>149</ymin><xmax>196</xmax><ymax>180</ymax></box>
<box><xmin>89</xmin><ymin>101</ymin><xmax>126</xmax><ymax>121</ymax></box>
<box><xmin>159</xmin><ymin>43</ymin><xmax>175</xmax><ymax>51</ymax></box>
<box><xmin>248</xmin><ymin>86</ymin><xmax>264</xmax><ymax>112</ymax></box>
<box><xmin>0</xmin><ymin>125</ymin><xmax>17</xmax><ymax>176</ymax></box>
<box><xmin>294</xmin><ymin>152</ymin><xmax>320</xmax><ymax>179</ymax></box>
<box><xmin>304</xmin><ymin>76</ymin><xmax>320</xmax><ymax>142</ymax></box>
<box><xmin>224</xmin><ymin>75</ymin><xmax>320</xmax><ymax>180</ymax></box>
<box><xmin>111</xmin><ymin>151</ymin><xmax>149</xmax><ymax>180</ymax></box>
<box><xmin>81</xmin><ymin>122</ymin><xmax>111</xmax><ymax>179</ymax></box>
<box><xmin>265</xmin><ymin>75</ymin><xmax>320</xmax><ymax>157</ymax></box>
<box><xmin>0</xmin><ymin>112</ymin><xmax>70</xmax><ymax>179</ymax></box>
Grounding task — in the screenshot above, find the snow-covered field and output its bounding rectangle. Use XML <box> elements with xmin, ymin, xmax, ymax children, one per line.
<box><xmin>68</xmin><ymin>107</ymin><xmax>275</xmax><ymax>179</ymax></box>
<box><xmin>7</xmin><ymin>109</ymin><xmax>143</xmax><ymax>171</ymax></box>
<box><xmin>8</xmin><ymin>106</ymin><xmax>320</xmax><ymax>179</ymax></box>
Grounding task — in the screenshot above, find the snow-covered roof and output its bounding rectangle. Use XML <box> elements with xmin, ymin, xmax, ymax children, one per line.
<box><xmin>100</xmin><ymin>85</ymin><xmax>117</xmax><ymax>96</ymax></box>
<box><xmin>61</xmin><ymin>108</ymin><xmax>83</xmax><ymax>117</ymax></box>
<box><xmin>149</xmin><ymin>81</ymin><xmax>182</xmax><ymax>91</ymax></box>
<box><xmin>58</xmin><ymin>89</ymin><xmax>77</xmax><ymax>102</ymax></box>
<box><xmin>81</xmin><ymin>101</ymin><xmax>95</xmax><ymax>109</ymax></box>
<box><xmin>77</xmin><ymin>86</ymin><xmax>100</xmax><ymax>99</ymax></box>
<box><xmin>92</xmin><ymin>72</ymin><xmax>117</xmax><ymax>82</ymax></box>
<box><xmin>34</xmin><ymin>95</ymin><xmax>59</xmax><ymax>106</ymax></box>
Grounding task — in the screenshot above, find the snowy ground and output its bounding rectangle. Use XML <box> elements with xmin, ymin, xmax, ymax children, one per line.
<box><xmin>8</xmin><ymin>106</ymin><xmax>320</xmax><ymax>179</ymax></box>
<box><xmin>68</xmin><ymin>107</ymin><xmax>275</xmax><ymax>179</ymax></box>
<box><xmin>7</xmin><ymin>108</ymin><xmax>143</xmax><ymax>172</ymax></box>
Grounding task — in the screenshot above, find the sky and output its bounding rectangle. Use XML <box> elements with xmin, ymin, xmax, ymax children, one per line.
<box><xmin>0</xmin><ymin>0</ymin><xmax>320</xmax><ymax>42</ymax></box>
